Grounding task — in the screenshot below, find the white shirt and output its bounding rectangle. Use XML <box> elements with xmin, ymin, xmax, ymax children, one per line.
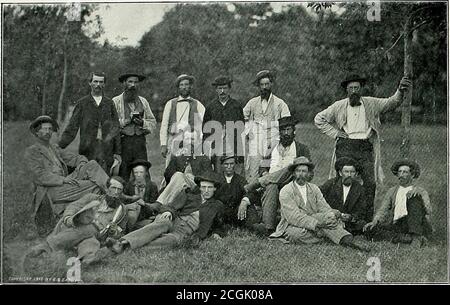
<box><xmin>160</xmin><ymin>96</ymin><xmax>205</xmax><ymax>146</ymax></box>
<box><xmin>393</xmin><ymin>185</ymin><xmax>413</xmax><ymax>222</ymax></box>
<box><xmin>92</xmin><ymin>95</ymin><xmax>102</xmax><ymax>106</ymax></box>
<box><xmin>295</xmin><ymin>182</ymin><xmax>307</xmax><ymax>204</ymax></box>
<box><xmin>343</xmin><ymin>101</ymin><xmax>372</xmax><ymax>139</ymax></box>
<box><xmin>225</xmin><ymin>175</ymin><xmax>233</xmax><ymax>184</ymax></box>
<box><xmin>269</xmin><ymin>142</ymin><xmax>297</xmax><ymax>173</ymax></box>
<box><xmin>343</xmin><ymin>185</ymin><xmax>351</xmax><ymax>204</ymax></box>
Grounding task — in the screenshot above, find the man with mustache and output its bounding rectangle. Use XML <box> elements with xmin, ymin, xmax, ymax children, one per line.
<box><xmin>112</xmin><ymin>73</ymin><xmax>157</xmax><ymax>180</ymax></box>
<box><xmin>28</xmin><ymin>176</ymin><xmax>141</xmax><ymax>265</ymax></box>
<box><xmin>363</xmin><ymin>160</ymin><xmax>432</xmax><ymax>247</ymax></box>
<box><xmin>315</xmin><ymin>74</ymin><xmax>412</xmax><ymax>222</ymax></box>
<box><xmin>245</xmin><ymin>116</ymin><xmax>310</xmax><ymax>236</ymax></box>
<box><xmin>160</xmin><ymin>74</ymin><xmax>205</xmax><ymax>167</ymax></box>
<box><xmin>59</xmin><ymin>72</ymin><xmax>121</xmax><ymax>173</ymax></box>
<box><xmin>270</xmin><ymin>157</ymin><xmax>371</xmax><ymax>252</ymax></box>
<box><xmin>202</xmin><ymin>76</ymin><xmax>245</xmax><ymax>175</ymax></box>
<box><xmin>243</xmin><ymin>70</ymin><xmax>291</xmax><ymax>183</ymax></box>
<box><xmin>25</xmin><ymin>115</ymin><xmax>110</xmax><ymax>236</ymax></box>
<box><xmin>123</xmin><ymin>159</ymin><xmax>159</xmax><ymax>229</ymax></box>
<box><xmin>319</xmin><ymin>157</ymin><xmax>368</xmax><ymax>235</ymax></box>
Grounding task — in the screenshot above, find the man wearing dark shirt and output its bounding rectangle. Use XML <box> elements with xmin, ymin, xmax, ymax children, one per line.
<box><xmin>59</xmin><ymin>72</ymin><xmax>121</xmax><ymax>173</ymax></box>
<box><xmin>203</xmin><ymin>76</ymin><xmax>245</xmax><ymax>175</ymax></box>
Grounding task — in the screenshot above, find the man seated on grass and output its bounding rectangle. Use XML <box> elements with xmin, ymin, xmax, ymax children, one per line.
<box><xmin>192</xmin><ymin>172</ymin><xmax>227</xmax><ymax>240</ymax></box>
<box><xmin>270</xmin><ymin>157</ymin><xmax>371</xmax><ymax>252</ymax></box>
<box><xmin>122</xmin><ymin>159</ymin><xmax>159</xmax><ymax>230</ymax></box>
<box><xmin>319</xmin><ymin>157</ymin><xmax>367</xmax><ymax>235</ymax></box>
<box><xmin>213</xmin><ymin>155</ymin><xmax>261</xmax><ymax>232</ymax></box>
<box><xmin>363</xmin><ymin>160</ymin><xmax>432</xmax><ymax>248</ymax></box>
<box><xmin>244</xmin><ymin>116</ymin><xmax>311</xmax><ymax>236</ymax></box>
<box><xmin>25</xmin><ymin>115</ymin><xmax>110</xmax><ymax>236</ymax></box>
<box><xmin>28</xmin><ymin>176</ymin><xmax>140</xmax><ymax>265</ymax></box>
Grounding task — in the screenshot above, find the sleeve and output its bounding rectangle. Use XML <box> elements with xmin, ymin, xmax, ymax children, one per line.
<box><xmin>352</xmin><ymin>186</ymin><xmax>368</xmax><ymax>224</ymax></box>
<box><xmin>417</xmin><ymin>187</ymin><xmax>432</xmax><ymax>216</ymax></box>
<box><xmin>62</xmin><ymin>193</ymin><xmax>98</xmax><ymax>222</ymax></box>
<box><xmin>318</xmin><ymin>180</ymin><xmax>332</xmax><ymax>202</ymax></box>
<box><xmin>58</xmin><ymin>145</ymin><xmax>88</xmax><ymax>168</ymax></box>
<box><xmin>158</xmin><ymin>190</ymin><xmax>189</xmax><ymax>218</ymax></box>
<box><xmin>112</xmin><ymin>97</ymin><xmax>126</xmax><ymax>128</ymax></box>
<box><xmin>58</xmin><ymin>101</ymin><xmax>81</xmax><ymax>149</ymax></box>
<box><xmin>280</xmin><ymin>100</ymin><xmax>291</xmax><ymax>117</ymax></box>
<box><xmin>312</xmin><ymin>184</ymin><xmax>334</xmax><ymax>214</ymax></box>
<box><xmin>314</xmin><ymin>103</ymin><xmax>340</xmax><ymax>139</ymax></box>
<box><xmin>163</xmin><ymin>156</ymin><xmax>180</xmax><ymax>184</ymax></box>
<box><xmin>141</xmin><ymin>97</ymin><xmax>157</xmax><ymax>134</ymax></box>
<box><xmin>110</xmin><ymin>102</ymin><xmax>121</xmax><ymax>155</ymax></box>
<box><xmin>373</xmin><ymin>188</ymin><xmax>394</xmax><ymax>224</ymax></box>
<box><xmin>25</xmin><ymin>147</ymin><xmax>65</xmax><ymax>186</ymax></box>
<box><xmin>372</xmin><ymin>90</ymin><xmax>403</xmax><ymax>114</ymax></box>
<box><xmin>147</xmin><ymin>182</ymin><xmax>160</xmax><ymax>203</ymax></box>
<box><xmin>159</xmin><ymin>102</ymin><xmax>171</xmax><ymax>146</ymax></box>
<box><xmin>279</xmin><ymin>185</ymin><xmax>319</xmax><ymax>231</ymax></box>
<box><xmin>202</xmin><ymin>105</ymin><xmax>212</xmax><ymax>142</ymax></box>
<box><xmin>210</xmin><ymin>201</ymin><xmax>226</xmax><ymax>237</ymax></box>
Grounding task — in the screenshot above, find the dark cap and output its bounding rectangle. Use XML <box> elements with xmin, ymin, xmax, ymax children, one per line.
<box><xmin>212</xmin><ymin>76</ymin><xmax>233</xmax><ymax>87</ymax></box>
<box><xmin>29</xmin><ymin>115</ymin><xmax>59</xmax><ymax>133</ymax></box>
<box><xmin>118</xmin><ymin>73</ymin><xmax>146</xmax><ymax>83</ymax></box>
<box><xmin>341</xmin><ymin>74</ymin><xmax>367</xmax><ymax>89</ymax></box>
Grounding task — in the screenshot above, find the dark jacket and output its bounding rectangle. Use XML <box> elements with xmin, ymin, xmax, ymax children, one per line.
<box><xmin>215</xmin><ymin>174</ymin><xmax>247</xmax><ymax>210</ymax></box>
<box><xmin>202</xmin><ymin>97</ymin><xmax>245</xmax><ymax>163</ymax></box>
<box><xmin>319</xmin><ymin>177</ymin><xmax>367</xmax><ymax>230</ymax></box>
<box><xmin>154</xmin><ymin>188</ymin><xmax>201</xmax><ymax>218</ymax></box>
<box><xmin>124</xmin><ymin>180</ymin><xmax>159</xmax><ymax>204</ymax></box>
<box><xmin>164</xmin><ymin>155</ymin><xmax>212</xmax><ymax>183</ymax></box>
<box><xmin>59</xmin><ymin>95</ymin><xmax>121</xmax><ymax>165</ymax></box>
<box><xmin>195</xmin><ymin>198</ymin><xmax>226</xmax><ymax>240</ymax></box>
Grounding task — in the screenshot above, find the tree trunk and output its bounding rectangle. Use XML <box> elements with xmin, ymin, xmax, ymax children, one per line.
<box><xmin>57</xmin><ymin>40</ymin><xmax>68</xmax><ymax>126</ymax></box>
<box><xmin>400</xmin><ymin>16</ymin><xmax>414</xmax><ymax>158</ymax></box>
<box><xmin>41</xmin><ymin>78</ymin><xmax>47</xmax><ymax>115</ymax></box>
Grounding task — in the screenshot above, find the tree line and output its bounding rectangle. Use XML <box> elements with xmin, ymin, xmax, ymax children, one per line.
<box><xmin>2</xmin><ymin>2</ymin><xmax>446</xmax><ymax>124</ymax></box>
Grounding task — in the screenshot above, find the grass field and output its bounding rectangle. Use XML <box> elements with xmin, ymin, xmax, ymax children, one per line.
<box><xmin>2</xmin><ymin>121</ymin><xmax>448</xmax><ymax>283</ymax></box>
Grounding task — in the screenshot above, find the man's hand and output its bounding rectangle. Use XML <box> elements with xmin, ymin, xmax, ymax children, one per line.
<box><xmin>237</xmin><ymin>199</ymin><xmax>250</xmax><ymax>220</ymax></box>
<box><xmin>363</xmin><ymin>220</ymin><xmax>378</xmax><ymax>232</ymax></box>
<box><xmin>113</xmin><ymin>154</ymin><xmax>122</xmax><ymax>163</ymax></box>
<box><xmin>63</xmin><ymin>177</ymin><xmax>80</xmax><ymax>186</ymax></box>
<box><xmin>64</xmin><ymin>217</ymin><xmax>74</xmax><ymax>228</ymax></box>
<box><xmin>132</xmin><ymin>117</ymin><xmax>144</xmax><ymax>126</ymax></box>
<box><xmin>336</xmin><ymin>130</ymin><xmax>349</xmax><ymax>139</ymax></box>
<box><xmin>160</xmin><ymin>211</ymin><xmax>172</xmax><ymax>221</ymax></box>
<box><xmin>316</xmin><ymin>213</ymin><xmax>337</xmax><ymax>229</ymax></box>
<box><xmin>398</xmin><ymin>76</ymin><xmax>412</xmax><ymax>92</ymax></box>
<box><xmin>212</xmin><ymin>233</ymin><xmax>222</xmax><ymax>240</ymax></box>
<box><xmin>406</xmin><ymin>186</ymin><xmax>422</xmax><ymax>199</ymax></box>
<box><xmin>161</xmin><ymin>145</ymin><xmax>168</xmax><ymax>158</ymax></box>
<box><xmin>331</xmin><ymin>209</ymin><xmax>341</xmax><ymax>220</ymax></box>
<box><xmin>340</xmin><ymin>213</ymin><xmax>353</xmax><ymax>222</ymax></box>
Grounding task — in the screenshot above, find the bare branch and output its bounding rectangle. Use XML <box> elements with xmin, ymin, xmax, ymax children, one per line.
<box><xmin>384</xmin><ymin>32</ymin><xmax>404</xmax><ymax>57</ymax></box>
<box><xmin>409</xmin><ymin>19</ymin><xmax>433</xmax><ymax>33</ymax></box>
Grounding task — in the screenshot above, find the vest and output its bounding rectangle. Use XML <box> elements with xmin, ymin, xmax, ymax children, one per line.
<box><xmin>122</xmin><ymin>97</ymin><xmax>145</xmax><ymax>136</ymax></box>
<box><xmin>168</xmin><ymin>98</ymin><xmax>201</xmax><ymax>135</ymax></box>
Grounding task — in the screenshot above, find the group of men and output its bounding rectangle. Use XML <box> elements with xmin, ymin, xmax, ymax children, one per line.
<box><xmin>26</xmin><ymin>69</ymin><xmax>433</xmax><ymax>266</ymax></box>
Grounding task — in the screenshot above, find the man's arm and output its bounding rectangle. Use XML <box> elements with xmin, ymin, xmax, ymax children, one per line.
<box><xmin>140</xmin><ymin>97</ymin><xmax>157</xmax><ymax>134</ymax></box>
<box><xmin>314</xmin><ymin>103</ymin><xmax>341</xmax><ymax>139</ymax></box>
<box><xmin>163</xmin><ymin>156</ymin><xmax>180</xmax><ymax>183</ymax></box>
<box><xmin>160</xmin><ymin>101</ymin><xmax>171</xmax><ymax>147</ymax></box>
<box><xmin>279</xmin><ymin>185</ymin><xmax>319</xmax><ymax>231</ymax></box>
<box><xmin>374</xmin><ymin>77</ymin><xmax>411</xmax><ymax>114</ymax></box>
<box><xmin>59</xmin><ymin>101</ymin><xmax>81</xmax><ymax>149</ymax></box>
<box><xmin>110</xmin><ymin>101</ymin><xmax>122</xmax><ymax>156</ymax></box>
<box><xmin>57</xmin><ymin>145</ymin><xmax>88</xmax><ymax>168</ymax></box>
<box><xmin>62</xmin><ymin>193</ymin><xmax>99</xmax><ymax>225</ymax></box>
<box><xmin>25</xmin><ymin>146</ymin><xmax>65</xmax><ymax>186</ymax></box>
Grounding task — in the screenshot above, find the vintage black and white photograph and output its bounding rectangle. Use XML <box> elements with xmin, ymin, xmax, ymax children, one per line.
<box><xmin>1</xmin><ymin>0</ymin><xmax>448</xmax><ymax>286</ymax></box>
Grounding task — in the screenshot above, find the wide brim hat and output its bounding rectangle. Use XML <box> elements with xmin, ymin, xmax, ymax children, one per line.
<box><xmin>194</xmin><ymin>171</ymin><xmax>223</xmax><ymax>188</ymax></box>
<box><xmin>334</xmin><ymin>157</ymin><xmax>363</xmax><ymax>174</ymax></box>
<box><xmin>341</xmin><ymin>74</ymin><xmax>367</xmax><ymax>89</ymax></box>
<box><xmin>129</xmin><ymin>159</ymin><xmax>152</xmax><ymax>170</ymax></box>
<box><xmin>29</xmin><ymin>115</ymin><xmax>59</xmax><ymax>133</ymax></box>
<box><xmin>118</xmin><ymin>73</ymin><xmax>146</xmax><ymax>83</ymax></box>
<box><xmin>278</xmin><ymin>116</ymin><xmax>299</xmax><ymax>129</ymax></box>
<box><xmin>288</xmin><ymin>156</ymin><xmax>315</xmax><ymax>172</ymax></box>
<box><xmin>176</xmin><ymin>74</ymin><xmax>195</xmax><ymax>87</ymax></box>
<box><xmin>253</xmin><ymin>70</ymin><xmax>275</xmax><ymax>86</ymax></box>
<box><xmin>391</xmin><ymin>159</ymin><xmax>421</xmax><ymax>178</ymax></box>
<box><xmin>212</xmin><ymin>75</ymin><xmax>233</xmax><ymax>87</ymax></box>
<box><xmin>219</xmin><ymin>154</ymin><xmax>236</xmax><ymax>164</ymax></box>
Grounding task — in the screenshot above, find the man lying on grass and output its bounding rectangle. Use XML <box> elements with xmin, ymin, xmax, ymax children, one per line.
<box><xmin>269</xmin><ymin>157</ymin><xmax>371</xmax><ymax>252</ymax></box>
<box><xmin>363</xmin><ymin>160</ymin><xmax>432</xmax><ymax>248</ymax></box>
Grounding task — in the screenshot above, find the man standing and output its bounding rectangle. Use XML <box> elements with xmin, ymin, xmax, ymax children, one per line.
<box><xmin>59</xmin><ymin>72</ymin><xmax>121</xmax><ymax>173</ymax></box>
<box><xmin>319</xmin><ymin>157</ymin><xmax>367</xmax><ymax>235</ymax></box>
<box><xmin>270</xmin><ymin>157</ymin><xmax>370</xmax><ymax>252</ymax></box>
<box><xmin>160</xmin><ymin>74</ymin><xmax>205</xmax><ymax>166</ymax></box>
<box><xmin>28</xmin><ymin>176</ymin><xmax>140</xmax><ymax>265</ymax></box>
<box><xmin>243</xmin><ymin>70</ymin><xmax>291</xmax><ymax>183</ymax></box>
<box><xmin>314</xmin><ymin>74</ymin><xmax>411</xmax><ymax>221</ymax></box>
<box><xmin>202</xmin><ymin>76</ymin><xmax>245</xmax><ymax>175</ymax></box>
<box><xmin>25</xmin><ymin>115</ymin><xmax>110</xmax><ymax>236</ymax></box>
<box><xmin>113</xmin><ymin>73</ymin><xmax>157</xmax><ymax>180</ymax></box>
<box><xmin>364</xmin><ymin>160</ymin><xmax>432</xmax><ymax>247</ymax></box>
<box><xmin>245</xmin><ymin>116</ymin><xmax>311</xmax><ymax>236</ymax></box>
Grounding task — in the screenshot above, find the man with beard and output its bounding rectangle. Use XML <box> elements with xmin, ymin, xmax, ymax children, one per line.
<box><xmin>245</xmin><ymin>116</ymin><xmax>311</xmax><ymax>236</ymax></box>
<box><xmin>314</xmin><ymin>74</ymin><xmax>411</xmax><ymax>222</ymax></box>
<box><xmin>123</xmin><ymin>159</ymin><xmax>159</xmax><ymax>229</ymax></box>
<box><xmin>319</xmin><ymin>157</ymin><xmax>368</xmax><ymax>235</ymax></box>
<box><xmin>243</xmin><ymin>70</ymin><xmax>291</xmax><ymax>183</ymax></box>
<box><xmin>202</xmin><ymin>76</ymin><xmax>245</xmax><ymax>175</ymax></box>
<box><xmin>59</xmin><ymin>72</ymin><xmax>121</xmax><ymax>173</ymax></box>
<box><xmin>113</xmin><ymin>73</ymin><xmax>157</xmax><ymax>180</ymax></box>
<box><xmin>28</xmin><ymin>176</ymin><xmax>141</xmax><ymax>265</ymax></box>
<box><xmin>25</xmin><ymin>115</ymin><xmax>110</xmax><ymax>236</ymax></box>
<box><xmin>160</xmin><ymin>74</ymin><xmax>205</xmax><ymax>167</ymax></box>
<box><xmin>270</xmin><ymin>157</ymin><xmax>371</xmax><ymax>252</ymax></box>
<box><xmin>363</xmin><ymin>160</ymin><xmax>432</xmax><ymax>247</ymax></box>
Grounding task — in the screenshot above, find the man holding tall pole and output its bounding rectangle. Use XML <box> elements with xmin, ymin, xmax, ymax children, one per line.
<box><xmin>314</xmin><ymin>75</ymin><xmax>411</xmax><ymax>222</ymax></box>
